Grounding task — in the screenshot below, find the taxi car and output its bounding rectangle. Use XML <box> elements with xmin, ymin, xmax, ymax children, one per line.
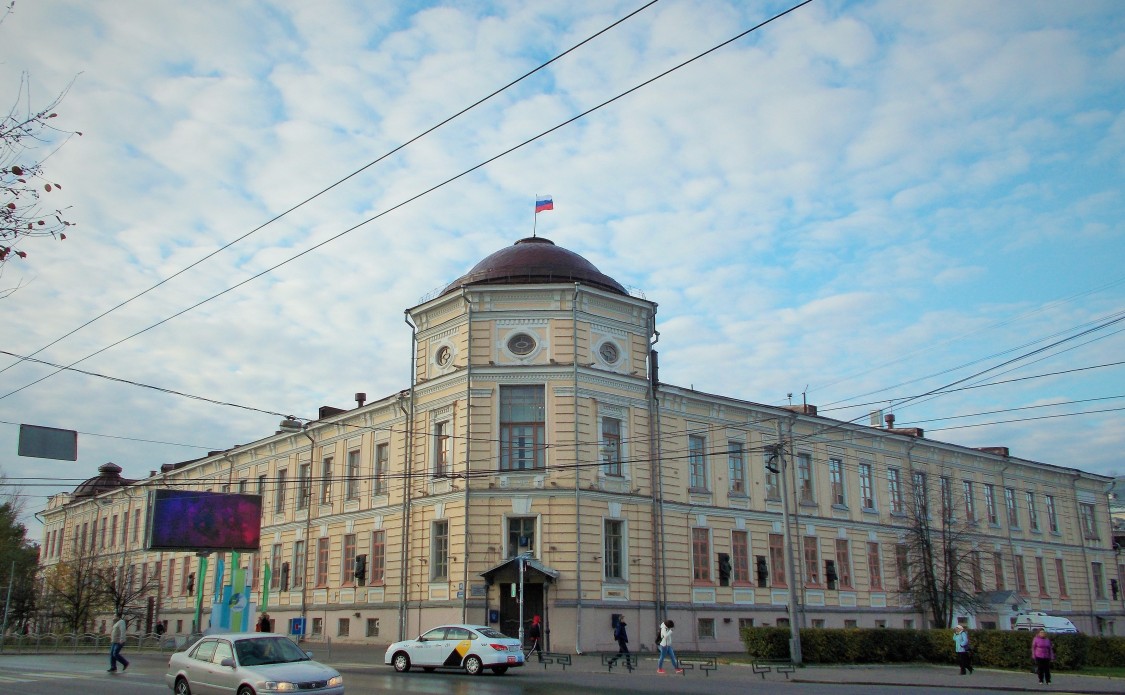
<box><xmin>384</xmin><ymin>624</ymin><xmax>524</xmax><ymax>675</ymax></box>
<box><xmin>166</xmin><ymin>632</ymin><xmax>344</xmax><ymax>694</ymax></box>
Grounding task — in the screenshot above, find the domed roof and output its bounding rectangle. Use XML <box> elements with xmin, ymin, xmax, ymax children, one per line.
<box><xmin>72</xmin><ymin>462</ymin><xmax>133</xmax><ymax>500</ymax></box>
<box><xmin>441</xmin><ymin>237</ymin><xmax>627</xmax><ymax>297</ymax></box>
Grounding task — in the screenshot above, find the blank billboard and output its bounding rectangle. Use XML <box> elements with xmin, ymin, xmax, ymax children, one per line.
<box><xmin>146</xmin><ymin>489</ymin><xmax>262</xmax><ymax>552</ymax></box>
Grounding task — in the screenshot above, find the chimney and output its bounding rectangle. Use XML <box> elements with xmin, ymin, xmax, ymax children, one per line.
<box><xmin>782</xmin><ymin>404</ymin><xmax>817</xmax><ymax>416</ymax></box>
<box><xmin>976</xmin><ymin>446</ymin><xmax>1010</xmax><ymax>457</ymax></box>
<box><xmin>355</xmin><ymin>392</ymin><xmax>367</xmax><ymax>408</ymax></box>
<box><xmin>884</xmin><ymin>413</ymin><xmax>895</xmax><ymax>428</ymax></box>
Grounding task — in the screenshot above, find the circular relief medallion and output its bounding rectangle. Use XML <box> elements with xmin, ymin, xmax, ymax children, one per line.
<box><xmin>507</xmin><ymin>332</ymin><xmax>537</xmax><ymax>356</ymax></box>
<box><xmin>435</xmin><ymin>345</ymin><xmax>452</xmax><ymax>367</ymax></box>
<box><xmin>599</xmin><ymin>341</ymin><xmax>620</xmax><ymax>364</ymax></box>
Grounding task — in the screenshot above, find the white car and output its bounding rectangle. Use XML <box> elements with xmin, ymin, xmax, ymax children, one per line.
<box><xmin>166</xmin><ymin>632</ymin><xmax>344</xmax><ymax>695</ymax></box>
<box><xmin>384</xmin><ymin>624</ymin><xmax>524</xmax><ymax>675</ymax></box>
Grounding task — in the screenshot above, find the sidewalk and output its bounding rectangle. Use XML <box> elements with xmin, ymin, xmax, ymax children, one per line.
<box><xmin>306</xmin><ymin>641</ymin><xmax>1123</xmax><ymax>694</ymax></box>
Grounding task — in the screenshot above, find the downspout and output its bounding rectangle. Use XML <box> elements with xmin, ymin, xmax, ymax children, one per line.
<box><xmin>460</xmin><ymin>288</ymin><xmax>472</xmax><ymax>623</ymax></box>
<box><xmin>786</xmin><ymin>412</ymin><xmax>805</xmax><ymax>628</ymax></box>
<box><xmin>1070</xmin><ymin>473</ymin><xmax>1096</xmax><ymax>633</ymax></box>
<box><xmin>648</xmin><ymin>309</ymin><xmax>666</xmax><ymax>629</ymax></box>
<box><xmin>998</xmin><ymin>461</ymin><xmax>1020</xmax><ymax>620</ymax></box>
<box><xmin>399</xmin><ymin>311</ymin><xmax>418</xmax><ymax>641</ymax></box>
<box><xmin>906</xmin><ymin>437</ymin><xmax>924</xmax><ymax>627</ymax></box>
<box><xmin>573</xmin><ymin>283</ymin><xmax>583</xmax><ymax>654</ymax></box>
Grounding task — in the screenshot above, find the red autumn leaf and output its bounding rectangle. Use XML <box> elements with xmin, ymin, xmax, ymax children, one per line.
<box><xmin>44</xmin><ymin>183</ymin><xmax>52</xmax><ymax>192</ymax></box>
<box><xmin>60</xmin><ymin>233</ymin><xmax>67</xmax><ymax>240</ymax></box>
<box><xmin>10</xmin><ymin>165</ymin><xmax>22</xmax><ymax>175</ymax></box>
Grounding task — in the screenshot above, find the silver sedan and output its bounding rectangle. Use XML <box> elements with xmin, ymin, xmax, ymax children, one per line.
<box><xmin>165</xmin><ymin>633</ymin><xmax>344</xmax><ymax>695</ymax></box>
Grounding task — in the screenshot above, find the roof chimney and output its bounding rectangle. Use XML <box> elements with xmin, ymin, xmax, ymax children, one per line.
<box><xmin>884</xmin><ymin>413</ymin><xmax>895</xmax><ymax>428</ymax></box>
<box><xmin>355</xmin><ymin>392</ymin><xmax>367</xmax><ymax>408</ymax></box>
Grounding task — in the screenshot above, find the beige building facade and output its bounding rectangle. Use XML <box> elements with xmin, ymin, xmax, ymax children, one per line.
<box><xmin>38</xmin><ymin>237</ymin><xmax>1123</xmax><ymax>650</ymax></box>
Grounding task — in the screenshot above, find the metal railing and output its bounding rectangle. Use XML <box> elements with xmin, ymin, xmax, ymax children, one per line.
<box><xmin>0</xmin><ymin>631</ymin><xmax>183</xmax><ymax>654</ymax></box>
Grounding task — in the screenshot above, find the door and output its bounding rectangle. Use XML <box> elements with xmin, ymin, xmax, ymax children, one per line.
<box><xmin>209</xmin><ymin>640</ymin><xmax>237</xmax><ymax>694</ymax></box>
<box><xmin>412</xmin><ymin>627</ymin><xmax>448</xmax><ymax>666</ymax></box>
<box><xmin>498</xmin><ymin>583</ymin><xmax>544</xmax><ymax>646</ymax></box>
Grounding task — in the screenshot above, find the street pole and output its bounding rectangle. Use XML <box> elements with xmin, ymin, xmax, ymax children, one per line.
<box><xmin>1</xmin><ymin>561</ymin><xmax>14</xmax><ymax>635</ymax></box>
<box><xmin>770</xmin><ymin>420</ymin><xmax>802</xmax><ymax>665</ymax></box>
<box><xmin>518</xmin><ymin>553</ymin><xmax>526</xmax><ymax>649</ymax></box>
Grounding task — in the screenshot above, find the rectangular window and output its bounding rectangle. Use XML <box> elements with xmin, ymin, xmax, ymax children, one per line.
<box><xmin>896</xmin><ymin>544</ymin><xmax>910</xmax><ymax>591</ymax></box>
<box><xmin>728</xmin><ymin>442</ymin><xmax>746</xmax><ymax>495</ymax></box>
<box><xmin>507</xmin><ymin>516</ymin><xmax>537</xmax><ymax>558</ymax></box>
<box><xmin>320</xmin><ymin>456</ymin><xmax>333</xmax><ymax>505</ymax></box>
<box><xmin>373</xmin><ymin>443</ymin><xmax>388</xmax><ymax>496</ymax></box>
<box><xmin>601</xmin><ymin>417</ymin><xmax>622</xmax><ymax>477</ymax></box>
<box><xmin>912</xmin><ymin>471</ymin><xmax>928</xmax><ymax>516</ymax></box>
<box><xmin>342</xmin><ymin>533</ymin><xmax>356</xmax><ymax>585</ymax></box>
<box><xmin>993</xmin><ymin>552</ymin><xmax>1005</xmax><ymax>591</ymax></box>
<box><xmin>110</xmin><ymin>515</ymin><xmax>118</xmax><ymax>548</ymax></box>
<box><xmin>732</xmin><ymin>530</ymin><xmax>750</xmax><ymax>584</ymax></box>
<box><xmin>688</xmin><ymin>435</ymin><xmax>708</xmax><ymax>491</ymax></box>
<box><xmin>121</xmin><ymin>512</ymin><xmax>128</xmax><ymax>548</ymax></box>
<box><xmin>181</xmin><ymin>561</ymin><xmax>191</xmax><ymax>595</ymax></box>
<box><xmin>293</xmin><ymin>540</ymin><xmax>305</xmax><ymax>587</ymax></box>
<box><xmin>1015</xmin><ymin>556</ymin><xmax>1028</xmax><ymax>595</ymax></box>
<box><xmin>366</xmin><ymin>618</ymin><xmax>380</xmax><ymax>637</ymax></box>
<box><xmin>167</xmin><ymin>558</ymin><xmax>176</xmax><ymax>596</ymax></box>
<box><xmin>698</xmin><ymin>618</ymin><xmax>716</xmax><ymax>639</ymax></box>
<box><xmin>867</xmin><ymin>542</ymin><xmax>882</xmax><ymax>590</ymax></box>
<box><xmin>768</xmin><ymin>533</ymin><xmax>786</xmax><ymax>587</ymax></box>
<box><xmin>940</xmin><ymin>476</ymin><xmax>952</xmax><ymax>519</ymax></box>
<box><xmin>1079</xmin><ymin>503</ymin><xmax>1098</xmax><ymax>539</ymax></box>
<box><xmin>345</xmin><ymin>449</ymin><xmax>360</xmax><ymax>500</ymax></box>
<box><xmin>859</xmin><ymin>463</ymin><xmax>874</xmax><ymax>509</ymax></box>
<box><xmin>1035</xmin><ymin>557</ymin><xmax>1048</xmax><ymax>597</ymax></box>
<box><xmin>604</xmin><ymin>519</ymin><xmax>624</xmax><ymax>580</ymax></box>
<box><xmin>257</xmin><ymin>473</ymin><xmax>266</xmax><ymax>496</ymax></box>
<box><xmin>692</xmin><ymin>528</ymin><xmax>711</xmax><ymax>582</ymax></box>
<box><xmin>963</xmin><ymin>481</ymin><xmax>976</xmax><ymax>522</ymax></box>
<box><xmin>275</xmin><ymin>469</ymin><xmax>288</xmax><ymax>510</ymax></box>
<box><xmin>970</xmin><ymin>551</ymin><xmax>983</xmax><ymax>592</ymax></box>
<box><xmin>312</xmin><ymin>618</ymin><xmax>322</xmax><ymax>637</ymax></box>
<box><xmin>315</xmin><ymin>537</ymin><xmax>330</xmax><ymax>587</ymax></box>
<box><xmin>337</xmin><ymin>618</ymin><xmax>350</xmax><ymax>637</ymax></box>
<box><xmin>829</xmin><ymin>458</ymin><xmax>845</xmax><ymax>506</ymax></box>
<box><xmin>432</xmin><ymin>520</ymin><xmax>449</xmax><ymax>580</ymax></box>
<box><xmin>433</xmin><ymin>421</ymin><xmax>450</xmax><ymax>477</ymax></box>
<box><xmin>797</xmin><ymin>453</ymin><xmax>814</xmax><ymax>504</ymax></box>
<box><xmin>1045</xmin><ymin>495</ymin><xmax>1059</xmax><ymax>533</ymax></box>
<box><xmin>371</xmin><ymin>530</ymin><xmax>386</xmax><ymax>585</ymax></box>
<box><xmin>765</xmin><ymin>452</ymin><xmax>780</xmax><ymax>500</ymax></box>
<box><xmin>803</xmin><ymin>536</ymin><xmax>821</xmax><ymax>586</ymax></box>
<box><xmin>1004</xmin><ymin>487</ymin><xmax>1019</xmax><ymax>527</ymax></box>
<box><xmin>270</xmin><ymin>544</ymin><xmax>282</xmax><ymax>589</ymax></box>
<box><xmin>888</xmin><ymin>468</ymin><xmax>904</xmax><ymax>514</ymax></box>
<box><xmin>1026</xmin><ymin>492</ymin><xmax>1039</xmax><ymax>531</ymax></box>
<box><xmin>297</xmin><ymin>463</ymin><xmax>311</xmax><ymax>510</ymax></box>
<box><xmin>1091</xmin><ymin>562</ymin><xmax>1105</xmax><ymax>600</ymax></box>
<box><xmin>238</xmin><ymin>479</ymin><xmax>247</xmax><ymax>494</ymax></box>
<box><xmin>499</xmin><ymin>385</ymin><xmax>545</xmax><ymax>470</ymax></box>
<box><xmin>984</xmin><ymin>484</ymin><xmax>998</xmax><ymax>525</ymax></box>
<box><xmin>1055</xmin><ymin>558</ymin><xmax>1068</xmax><ymax>598</ymax></box>
<box><xmin>133</xmin><ymin>509</ymin><xmax>140</xmax><ymax>544</ymax></box>
<box><xmin>835</xmin><ymin>539</ymin><xmax>852</xmax><ymax>589</ymax></box>
<box><xmin>91</xmin><ymin>518</ymin><xmax>98</xmax><ymax>550</ymax></box>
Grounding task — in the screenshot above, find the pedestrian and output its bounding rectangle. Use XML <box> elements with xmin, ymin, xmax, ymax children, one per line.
<box><xmin>526</xmin><ymin>615</ymin><xmax>543</xmax><ymax>662</ymax></box>
<box><xmin>1032</xmin><ymin>629</ymin><xmax>1054</xmax><ymax>685</ymax></box>
<box><xmin>657</xmin><ymin>619</ymin><xmax>683</xmax><ymax>675</ymax></box>
<box><xmin>257</xmin><ymin>613</ymin><xmax>271</xmax><ymax>632</ymax></box>
<box><xmin>953</xmin><ymin>624</ymin><xmax>973</xmax><ymax>675</ymax></box>
<box><xmin>608</xmin><ymin>618</ymin><xmax>632</xmax><ymax>671</ymax></box>
<box><xmin>108</xmin><ymin>613</ymin><xmax>129</xmax><ymax>673</ymax></box>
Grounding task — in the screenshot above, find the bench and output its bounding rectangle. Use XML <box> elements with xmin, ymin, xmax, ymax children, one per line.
<box><xmin>752</xmin><ymin>658</ymin><xmax>795</xmax><ymax>679</ymax></box>
<box><xmin>538</xmin><ymin>652</ymin><xmax>571</xmax><ymax>670</ymax></box>
<box><xmin>676</xmin><ymin>654</ymin><xmax>719</xmax><ymax>677</ymax></box>
<box><xmin>601</xmin><ymin>651</ymin><xmax>637</xmax><ymax>672</ymax></box>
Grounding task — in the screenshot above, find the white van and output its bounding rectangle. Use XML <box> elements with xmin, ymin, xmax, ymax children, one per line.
<box><xmin>1013</xmin><ymin>612</ymin><xmax>1079</xmax><ymax>634</ymax></box>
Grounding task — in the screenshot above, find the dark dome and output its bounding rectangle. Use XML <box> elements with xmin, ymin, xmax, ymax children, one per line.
<box><xmin>72</xmin><ymin>462</ymin><xmax>133</xmax><ymax>499</ymax></box>
<box><xmin>441</xmin><ymin>237</ymin><xmax>627</xmax><ymax>297</ymax></box>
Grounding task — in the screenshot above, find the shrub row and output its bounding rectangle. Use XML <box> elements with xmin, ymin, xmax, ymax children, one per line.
<box><xmin>739</xmin><ymin>626</ymin><xmax>1125</xmax><ymax>670</ymax></box>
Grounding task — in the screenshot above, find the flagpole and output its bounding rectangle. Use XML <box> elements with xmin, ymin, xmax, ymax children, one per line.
<box><xmin>533</xmin><ymin>194</ymin><xmax>538</xmax><ymax>237</ymax></box>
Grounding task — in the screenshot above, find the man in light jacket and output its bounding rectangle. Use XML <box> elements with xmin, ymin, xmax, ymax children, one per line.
<box><xmin>108</xmin><ymin>614</ymin><xmax>130</xmax><ymax>673</ymax></box>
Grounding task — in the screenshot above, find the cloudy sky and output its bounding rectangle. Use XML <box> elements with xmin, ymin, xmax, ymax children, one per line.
<box><xmin>2</xmin><ymin>0</ymin><xmax>1123</xmax><ymax>532</ymax></box>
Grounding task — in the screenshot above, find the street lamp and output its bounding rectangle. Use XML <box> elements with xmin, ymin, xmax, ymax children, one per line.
<box><xmin>280</xmin><ymin>416</ymin><xmax>315</xmax><ymax>641</ymax></box>
<box><xmin>765</xmin><ymin>441</ymin><xmax>802</xmax><ymax>665</ymax></box>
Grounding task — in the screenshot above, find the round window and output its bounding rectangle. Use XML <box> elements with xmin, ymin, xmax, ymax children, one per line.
<box><xmin>507</xmin><ymin>333</ymin><xmax>537</xmax><ymax>356</ymax></box>
<box><xmin>599</xmin><ymin>342</ymin><xmax>620</xmax><ymax>364</ymax></box>
<box><xmin>435</xmin><ymin>345</ymin><xmax>452</xmax><ymax>367</ymax></box>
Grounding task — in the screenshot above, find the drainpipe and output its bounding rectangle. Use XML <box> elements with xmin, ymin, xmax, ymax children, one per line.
<box><xmin>573</xmin><ymin>283</ymin><xmax>583</xmax><ymax>654</ymax></box>
<box><xmin>786</xmin><ymin>412</ymin><xmax>806</xmax><ymax>628</ymax></box>
<box><xmin>1070</xmin><ymin>473</ymin><xmax>1096</xmax><ymax>633</ymax></box>
<box><xmin>461</xmin><ymin>288</ymin><xmax>472</xmax><ymax>623</ymax></box>
<box><xmin>647</xmin><ymin>310</ymin><xmax>666</xmax><ymax>629</ymax></box>
<box><xmin>399</xmin><ymin>311</ymin><xmax>418</xmax><ymax>640</ymax></box>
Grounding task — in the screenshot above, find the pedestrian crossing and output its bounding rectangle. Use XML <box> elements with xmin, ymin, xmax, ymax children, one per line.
<box><xmin>0</xmin><ymin>669</ymin><xmax>99</xmax><ymax>685</ymax></box>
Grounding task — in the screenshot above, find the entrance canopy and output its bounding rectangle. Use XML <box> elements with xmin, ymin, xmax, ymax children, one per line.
<box><xmin>480</xmin><ymin>556</ymin><xmax>560</xmax><ymax>585</ymax></box>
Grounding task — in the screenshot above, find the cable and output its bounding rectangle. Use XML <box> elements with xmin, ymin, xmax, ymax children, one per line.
<box><xmin>0</xmin><ymin>0</ymin><xmax>663</xmax><ymax>380</ymax></box>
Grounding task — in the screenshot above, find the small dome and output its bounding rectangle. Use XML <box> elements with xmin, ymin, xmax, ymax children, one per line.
<box><xmin>441</xmin><ymin>237</ymin><xmax>627</xmax><ymax>297</ymax></box>
<box><xmin>72</xmin><ymin>462</ymin><xmax>133</xmax><ymax>499</ymax></box>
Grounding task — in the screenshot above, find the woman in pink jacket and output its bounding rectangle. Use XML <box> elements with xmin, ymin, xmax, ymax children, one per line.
<box><xmin>1031</xmin><ymin>629</ymin><xmax>1054</xmax><ymax>685</ymax></box>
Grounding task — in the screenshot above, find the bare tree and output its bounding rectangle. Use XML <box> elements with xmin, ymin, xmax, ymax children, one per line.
<box><xmin>897</xmin><ymin>470</ymin><xmax>987</xmax><ymax>628</ymax></box>
<box><xmin>39</xmin><ymin>548</ymin><xmax>109</xmax><ymax>632</ymax></box>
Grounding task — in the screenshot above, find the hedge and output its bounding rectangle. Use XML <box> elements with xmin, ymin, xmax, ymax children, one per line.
<box><xmin>739</xmin><ymin>626</ymin><xmax>1125</xmax><ymax>670</ymax></box>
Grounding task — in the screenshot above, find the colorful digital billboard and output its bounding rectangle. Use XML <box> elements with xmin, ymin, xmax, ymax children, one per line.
<box><xmin>146</xmin><ymin>489</ymin><xmax>262</xmax><ymax>552</ymax></box>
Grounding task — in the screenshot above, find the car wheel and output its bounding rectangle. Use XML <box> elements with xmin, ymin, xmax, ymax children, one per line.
<box><xmin>392</xmin><ymin>651</ymin><xmax>411</xmax><ymax>672</ymax></box>
<box><xmin>174</xmin><ymin>677</ymin><xmax>192</xmax><ymax>695</ymax></box>
<box><xmin>464</xmin><ymin>655</ymin><xmax>483</xmax><ymax>676</ymax></box>
<box><xmin>238</xmin><ymin>687</ymin><xmax>256</xmax><ymax>695</ymax></box>
<box><xmin>492</xmin><ymin>666</ymin><xmax>509</xmax><ymax>675</ymax></box>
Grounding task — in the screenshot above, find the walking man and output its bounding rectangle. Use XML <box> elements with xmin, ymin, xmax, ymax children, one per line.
<box><xmin>108</xmin><ymin>614</ymin><xmax>129</xmax><ymax>673</ymax></box>
<box><xmin>526</xmin><ymin>615</ymin><xmax>543</xmax><ymax>662</ymax></box>
<box><xmin>609</xmin><ymin>618</ymin><xmax>632</xmax><ymax>671</ymax></box>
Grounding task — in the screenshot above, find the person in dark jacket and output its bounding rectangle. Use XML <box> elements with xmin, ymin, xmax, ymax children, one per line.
<box><xmin>608</xmin><ymin>618</ymin><xmax>632</xmax><ymax>671</ymax></box>
<box><xmin>526</xmin><ymin>615</ymin><xmax>542</xmax><ymax>662</ymax></box>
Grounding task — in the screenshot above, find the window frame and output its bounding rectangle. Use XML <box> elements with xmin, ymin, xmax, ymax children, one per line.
<box><xmin>604</xmin><ymin>519</ymin><xmax>625</xmax><ymax>580</ymax></box>
<box><xmin>828</xmin><ymin>457</ymin><xmax>846</xmax><ymax>507</ymax></box>
<box><xmin>688</xmin><ymin>434</ymin><xmax>709</xmax><ymax>492</ymax></box>
<box><xmin>859</xmin><ymin>463</ymin><xmax>875</xmax><ymax>510</ymax></box>
<box><xmin>867</xmin><ymin>541</ymin><xmax>883</xmax><ymax>590</ymax></box>
<box><xmin>601</xmin><ymin>416</ymin><xmax>623</xmax><ymax>477</ymax></box>
<box><xmin>728</xmin><ymin>441</ymin><xmax>746</xmax><ymax>495</ymax></box>
<box><xmin>732</xmin><ymin>530</ymin><xmax>751</xmax><ymax>585</ymax></box>
<box><xmin>768</xmin><ymin>533</ymin><xmax>786</xmax><ymax>587</ymax></box>
<box><xmin>803</xmin><ymin>536</ymin><xmax>821</xmax><ymax>587</ymax></box>
<box><xmin>345</xmin><ymin>449</ymin><xmax>361</xmax><ymax>500</ymax></box>
<box><xmin>499</xmin><ymin>385</ymin><xmax>546</xmax><ymax>471</ymax></box>
<box><xmin>692</xmin><ymin>527</ymin><xmax>712</xmax><ymax>584</ymax></box>
<box><xmin>431</xmin><ymin>520</ymin><xmax>449</xmax><ymax>581</ymax></box>
<box><xmin>796</xmin><ymin>453</ymin><xmax>814</xmax><ymax>505</ymax></box>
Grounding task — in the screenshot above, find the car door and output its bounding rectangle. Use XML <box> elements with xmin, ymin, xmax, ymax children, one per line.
<box><xmin>209</xmin><ymin>639</ymin><xmax>238</xmax><ymax>695</ymax></box>
<box><xmin>412</xmin><ymin>627</ymin><xmax>448</xmax><ymax>666</ymax></box>
<box><xmin>187</xmin><ymin>639</ymin><xmax>219</xmax><ymax>695</ymax></box>
<box><xmin>440</xmin><ymin>627</ymin><xmax>473</xmax><ymax>668</ymax></box>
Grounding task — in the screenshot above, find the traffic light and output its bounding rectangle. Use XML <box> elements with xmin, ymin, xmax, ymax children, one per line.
<box><xmin>355</xmin><ymin>554</ymin><xmax>368</xmax><ymax>586</ymax></box>
<box><xmin>717</xmin><ymin>553</ymin><xmax>732</xmax><ymax>586</ymax></box>
<box><xmin>280</xmin><ymin>562</ymin><xmax>290</xmax><ymax>591</ymax></box>
<box><xmin>825</xmin><ymin>560</ymin><xmax>838</xmax><ymax>589</ymax></box>
<box><xmin>186</xmin><ymin>572</ymin><xmax>195</xmax><ymax>596</ymax></box>
<box><xmin>756</xmin><ymin>556</ymin><xmax>769</xmax><ymax>587</ymax></box>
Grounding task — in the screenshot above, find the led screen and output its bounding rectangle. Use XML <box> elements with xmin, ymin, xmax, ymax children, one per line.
<box><xmin>146</xmin><ymin>489</ymin><xmax>262</xmax><ymax>552</ymax></box>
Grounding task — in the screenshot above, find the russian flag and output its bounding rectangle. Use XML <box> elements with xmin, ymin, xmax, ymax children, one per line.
<box><xmin>535</xmin><ymin>195</ymin><xmax>554</xmax><ymax>213</ymax></box>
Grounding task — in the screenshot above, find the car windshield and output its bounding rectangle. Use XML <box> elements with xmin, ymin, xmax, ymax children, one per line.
<box><xmin>236</xmin><ymin>637</ymin><xmax>310</xmax><ymax>666</ymax></box>
<box><xmin>475</xmin><ymin>627</ymin><xmax>511</xmax><ymax>640</ymax></box>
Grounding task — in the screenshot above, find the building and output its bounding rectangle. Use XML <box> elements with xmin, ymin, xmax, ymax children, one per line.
<box><xmin>37</xmin><ymin>237</ymin><xmax>1123</xmax><ymax>648</ymax></box>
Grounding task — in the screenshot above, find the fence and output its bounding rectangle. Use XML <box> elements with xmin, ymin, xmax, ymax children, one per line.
<box><xmin>0</xmin><ymin>631</ymin><xmax>183</xmax><ymax>654</ymax></box>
